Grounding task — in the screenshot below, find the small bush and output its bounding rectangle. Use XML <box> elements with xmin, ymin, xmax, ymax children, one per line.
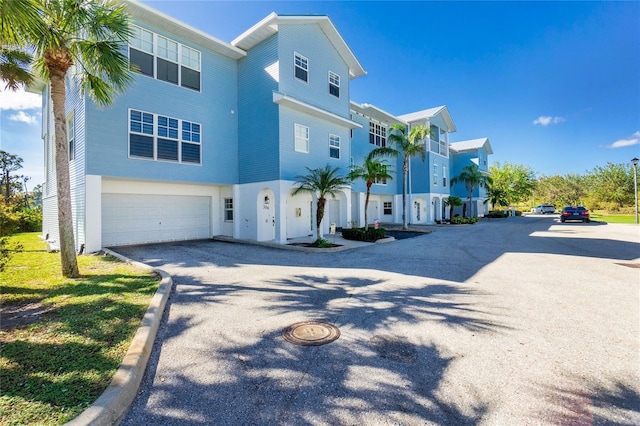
<box><xmin>342</xmin><ymin>227</ymin><xmax>385</xmax><ymax>242</ymax></box>
<box><xmin>487</xmin><ymin>210</ymin><xmax>509</xmax><ymax>218</ymax></box>
<box><xmin>315</xmin><ymin>238</ymin><xmax>333</xmax><ymax>248</ymax></box>
<box><xmin>450</xmin><ymin>216</ymin><xmax>478</xmax><ymax>225</ymax></box>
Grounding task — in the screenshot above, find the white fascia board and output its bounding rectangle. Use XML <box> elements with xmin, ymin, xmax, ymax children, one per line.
<box><xmin>350</xmin><ymin>101</ymin><xmax>407</xmax><ymax>125</ymax></box>
<box><xmin>125</xmin><ymin>0</ymin><xmax>246</xmax><ymax>59</ymax></box>
<box><xmin>273</xmin><ymin>92</ymin><xmax>362</xmax><ymax>129</ymax></box>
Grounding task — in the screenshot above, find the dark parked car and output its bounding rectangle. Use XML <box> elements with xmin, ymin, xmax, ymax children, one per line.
<box><xmin>561</xmin><ymin>206</ymin><xmax>590</xmax><ymax>223</ymax></box>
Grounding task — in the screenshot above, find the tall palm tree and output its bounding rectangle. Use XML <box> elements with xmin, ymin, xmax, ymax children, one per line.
<box><xmin>451</xmin><ymin>164</ymin><xmax>492</xmax><ymax>218</ymax></box>
<box><xmin>1</xmin><ymin>0</ymin><xmax>133</xmax><ymax>277</ymax></box>
<box><xmin>293</xmin><ymin>164</ymin><xmax>351</xmax><ymax>242</ymax></box>
<box><xmin>0</xmin><ymin>48</ymin><xmax>34</xmax><ymax>90</ymax></box>
<box><xmin>348</xmin><ymin>155</ymin><xmax>393</xmax><ymax>230</ymax></box>
<box><xmin>370</xmin><ymin>123</ymin><xmax>428</xmax><ymax>229</ymax></box>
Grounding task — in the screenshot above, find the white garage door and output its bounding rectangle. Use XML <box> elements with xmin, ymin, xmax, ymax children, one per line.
<box><xmin>102</xmin><ymin>194</ymin><xmax>211</xmax><ymax>246</ymax></box>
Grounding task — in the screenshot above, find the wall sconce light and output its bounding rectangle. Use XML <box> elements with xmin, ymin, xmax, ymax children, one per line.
<box><xmin>264</xmin><ymin>196</ymin><xmax>270</xmax><ymax>205</ymax></box>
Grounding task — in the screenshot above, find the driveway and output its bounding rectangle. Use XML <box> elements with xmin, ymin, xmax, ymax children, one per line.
<box><xmin>117</xmin><ymin>217</ymin><xmax>640</xmax><ymax>425</ymax></box>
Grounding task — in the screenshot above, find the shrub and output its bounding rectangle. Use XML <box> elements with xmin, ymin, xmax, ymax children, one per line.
<box><xmin>315</xmin><ymin>238</ymin><xmax>333</xmax><ymax>248</ymax></box>
<box><xmin>487</xmin><ymin>210</ymin><xmax>509</xmax><ymax>218</ymax></box>
<box><xmin>450</xmin><ymin>216</ymin><xmax>478</xmax><ymax>225</ymax></box>
<box><xmin>341</xmin><ymin>227</ymin><xmax>385</xmax><ymax>242</ymax></box>
<box><xmin>0</xmin><ymin>205</ymin><xmax>42</xmax><ymax>235</ymax></box>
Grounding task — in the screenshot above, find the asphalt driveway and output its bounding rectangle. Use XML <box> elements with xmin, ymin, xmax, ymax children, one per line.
<box><xmin>117</xmin><ymin>216</ymin><xmax>640</xmax><ymax>425</ymax></box>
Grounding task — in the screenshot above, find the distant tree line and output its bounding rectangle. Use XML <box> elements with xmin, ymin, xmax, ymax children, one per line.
<box><xmin>488</xmin><ymin>161</ymin><xmax>638</xmax><ymax>213</ymax></box>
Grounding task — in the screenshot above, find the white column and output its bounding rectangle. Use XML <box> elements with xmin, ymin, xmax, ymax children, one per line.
<box><xmin>84</xmin><ymin>175</ymin><xmax>102</xmax><ymax>253</ymax></box>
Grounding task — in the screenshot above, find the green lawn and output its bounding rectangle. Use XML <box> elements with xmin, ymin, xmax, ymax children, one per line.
<box><xmin>0</xmin><ymin>233</ymin><xmax>159</xmax><ymax>425</ymax></box>
<box><xmin>590</xmin><ymin>214</ymin><xmax>638</xmax><ymax>224</ymax></box>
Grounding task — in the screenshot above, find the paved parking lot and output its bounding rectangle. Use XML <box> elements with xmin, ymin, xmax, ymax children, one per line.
<box><xmin>117</xmin><ymin>216</ymin><xmax>640</xmax><ymax>425</ymax></box>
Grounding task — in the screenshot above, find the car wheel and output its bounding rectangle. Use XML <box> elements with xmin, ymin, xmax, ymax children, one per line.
<box><xmin>561</xmin><ymin>218</ymin><xmax>565</xmax><ymax>223</ymax></box>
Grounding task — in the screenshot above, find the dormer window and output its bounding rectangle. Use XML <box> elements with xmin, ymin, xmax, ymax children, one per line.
<box><xmin>294</xmin><ymin>52</ymin><xmax>308</xmax><ymax>83</ymax></box>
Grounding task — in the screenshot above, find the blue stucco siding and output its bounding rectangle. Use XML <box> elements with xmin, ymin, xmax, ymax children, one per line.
<box><xmin>278</xmin><ymin>24</ymin><xmax>351</xmax><ymax>119</ymax></box>
<box><xmin>238</xmin><ymin>34</ymin><xmax>280</xmax><ymax>184</ymax></box>
<box><xmin>278</xmin><ymin>106</ymin><xmax>351</xmax><ymax>181</ymax></box>
<box><xmin>85</xmin><ymin>19</ymin><xmax>239</xmax><ymax>184</ymax></box>
<box><xmin>450</xmin><ymin>149</ymin><xmax>491</xmax><ymax>199</ymax></box>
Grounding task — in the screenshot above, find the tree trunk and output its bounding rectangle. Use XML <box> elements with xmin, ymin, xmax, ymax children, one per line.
<box><xmin>364</xmin><ymin>182</ymin><xmax>372</xmax><ymax>231</ymax></box>
<box><xmin>50</xmin><ymin>70</ymin><xmax>79</xmax><ymax>278</ymax></box>
<box><xmin>402</xmin><ymin>157</ymin><xmax>408</xmax><ymax>229</ymax></box>
<box><xmin>3</xmin><ymin>170</ymin><xmax>9</xmax><ymax>206</ymax></box>
<box><xmin>316</xmin><ymin>197</ymin><xmax>326</xmax><ymax>240</ymax></box>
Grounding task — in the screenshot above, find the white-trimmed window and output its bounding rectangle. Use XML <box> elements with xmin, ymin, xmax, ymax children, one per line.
<box><xmin>67</xmin><ymin>114</ymin><xmax>75</xmax><ymax>161</ymax></box>
<box><xmin>443</xmin><ymin>165</ymin><xmax>447</xmax><ymax>187</ymax></box>
<box><xmin>294</xmin><ymin>123</ymin><xmax>309</xmax><ymax>153</ymax></box>
<box><xmin>374</xmin><ymin>176</ymin><xmax>387</xmax><ymax>185</ymax></box>
<box><xmin>129</xmin><ymin>25</ymin><xmax>201</xmax><ymax>91</ymax></box>
<box><xmin>294</xmin><ymin>52</ymin><xmax>308</xmax><ymax>83</ymax></box>
<box><xmin>224</xmin><ymin>198</ymin><xmax>233</xmax><ymax>222</ymax></box>
<box><xmin>329</xmin><ymin>134</ymin><xmax>340</xmax><ymax>159</ymax></box>
<box><xmin>329</xmin><ymin>71</ymin><xmax>340</xmax><ymax>97</ymax></box>
<box><xmin>433</xmin><ymin>162</ymin><xmax>438</xmax><ymax>185</ymax></box>
<box><xmin>129</xmin><ymin>109</ymin><xmax>201</xmax><ymax>164</ymax></box>
<box><xmin>369</xmin><ymin>122</ymin><xmax>386</xmax><ymax>147</ymax></box>
<box><xmin>383</xmin><ymin>202</ymin><xmax>392</xmax><ymax>215</ymax></box>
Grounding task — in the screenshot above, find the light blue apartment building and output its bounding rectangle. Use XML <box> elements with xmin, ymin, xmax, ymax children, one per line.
<box><xmin>37</xmin><ymin>0</ymin><xmax>492</xmax><ymax>252</ymax></box>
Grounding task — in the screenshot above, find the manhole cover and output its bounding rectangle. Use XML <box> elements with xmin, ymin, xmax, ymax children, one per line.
<box><xmin>282</xmin><ymin>321</ymin><xmax>340</xmax><ymax>346</ymax></box>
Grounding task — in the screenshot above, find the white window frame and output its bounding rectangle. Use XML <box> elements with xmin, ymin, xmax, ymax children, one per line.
<box><xmin>129</xmin><ymin>25</ymin><xmax>201</xmax><ymax>92</ymax></box>
<box><xmin>328</xmin><ymin>71</ymin><xmax>340</xmax><ymax>97</ymax></box>
<box><xmin>383</xmin><ymin>201</ymin><xmax>392</xmax><ymax>215</ymax></box>
<box><xmin>329</xmin><ymin>134</ymin><xmax>340</xmax><ymax>159</ymax></box>
<box><xmin>128</xmin><ymin>108</ymin><xmax>201</xmax><ymax>165</ymax></box>
<box><xmin>443</xmin><ymin>165</ymin><xmax>447</xmax><ymax>187</ymax></box>
<box><xmin>369</xmin><ymin>121</ymin><xmax>387</xmax><ymax>147</ymax></box>
<box><xmin>224</xmin><ymin>198</ymin><xmax>233</xmax><ymax>222</ymax></box>
<box><xmin>294</xmin><ymin>52</ymin><xmax>308</xmax><ymax>83</ymax></box>
<box><xmin>294</xmin><ymin>123</ymin><xmax>309</xmax><ymax>153</ymax></box>
<box><xmin>66</xmin><ymin>113</ymin><xmax>75</xmax><ymax>161</ymax></box>
<box><xmin>433</xmin><ymin>162</ymin><xmax>438</xmax><ymax>186</ymax></box>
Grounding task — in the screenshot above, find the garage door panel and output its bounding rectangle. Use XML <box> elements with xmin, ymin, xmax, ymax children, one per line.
<box><xmin>102</xmin><ymin>194</ymin><xmax>211</xmax><ymax>246</ymax></box>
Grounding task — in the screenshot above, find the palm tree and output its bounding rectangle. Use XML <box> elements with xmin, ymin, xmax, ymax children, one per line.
<box><xmin>443</xmin><ymin>195</ymin><xmax>463</xmax><ymax>221</ymax></box>
<box><xmin>451</xmin><ymin>164</ymin><xmax>492</xmax><ymax>218</ymax></box>
<box><xmin>487</xmin><ymin>183</ymin><xmax>508</xmax><ymax>211</ymax></box>
<box><xmin>348</xmin><ymin>155</ymin><xmax>393</xmax><ymax>230</ymax></box>
<box><xmin>0</xmin><ymin>48</ymin><xmax>34</xmax><ymax>90</ymax></box>
<box><xmin>1</xmin><ymin>0</ymin><xmax>133</xmax><ymax>277</ymax></box>
<box><xmin>369</xmin><ymin>123</ymin><xmax>428</xmax><ymax>229</ymax></box>
<box><xmin>293</xmin><ymin>165</ymin><xmax>351</xmax><ymax>242</ymax></box>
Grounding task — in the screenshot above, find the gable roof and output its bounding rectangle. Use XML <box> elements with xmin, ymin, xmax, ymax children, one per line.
<box><xmin>397</xmin><ymin>105</ymin><xmax>457</xmax><ymax>132</ymax></box>
<box><xmin>449</xmin><ymin>138</ymin><xmax>493</xmax><ymax>155</ymax></box>
<box><xmin>125</xmin><ymin>0</ymin><xmax>246</xmax><ymax>59</ymax></box>
<box><xmin>232</xmin><ymin>13</ymin><xmax>366</xmax><ymax>79</ymax></box>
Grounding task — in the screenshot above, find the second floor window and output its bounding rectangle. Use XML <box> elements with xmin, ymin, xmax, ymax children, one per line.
<box><xmin>67</xmin><ymin>114</ymin><xmax>75</xmax><ymax>161</ymax></box>
<box><xmin>433</xmin><ymin>162</ymin><xmax>438</xmax><ymax>185</ymax></box>
<box><xmin>329</xmin><ymin>134</ymin><xmax>340</xmax><ymax>159</ymax></box>
<box><xmin>329</xmin><ymin>71</ymin><xmax>340</xmax><ymax>97</ymax></box>
<box><xmin>443</xmin><ymin>166</ymin><xmax>447</xmax><ymax>187</ymax></box>
<box><xmin>294</xmin><ymin>123</ymin><xmax>309</xmax><ymax>153</ymax></box>
<box><xmin>294</xmin><ymin>52</ymin><xmax>308</xmax><ymax>83</ymax></box>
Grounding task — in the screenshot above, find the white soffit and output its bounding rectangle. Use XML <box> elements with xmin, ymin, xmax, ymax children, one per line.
<box><xmin>350</xmin><ymin>102</ymin><xmax>407</xmax><ymax>125</ymax></box>
<box><xmin>273</xmin><ymin>92</ymin><xmax>362</xmax><ymax>129</ymax></box>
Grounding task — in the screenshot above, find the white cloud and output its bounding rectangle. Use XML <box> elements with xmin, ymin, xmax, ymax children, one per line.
<box><xmin>533</xmin><ymin>116</ymin><xmax>566</xmax><ymax>126</ymax></box>
<box><xmin>0</xmin><ymin>88</ymin><xmax>42</xmax><ymax>110</ymax></box>
<box><xmin>9</xmin><ymin>110</ymin><xmax>38</xmax><ymax>125</ymax></box>
<box><xmin>603</xmin><ymin>131</ymin><xmax>640</xmax><ymax>149</ymax></box>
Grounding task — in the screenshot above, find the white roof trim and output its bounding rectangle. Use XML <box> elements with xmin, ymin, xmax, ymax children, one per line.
<box><xmin>449</xmin><ymin>138</ymin><xmax>494</xmax><ymax>155</ymax></box>
<box><xmin>273</xmin><ymin>92</ymin><xmax>362</xmax><ymax>129</ymax></box>
<box><xmin>233</xmin><ymin>13</ymin><xmax>366</xmax><ymax>79</ymax></box>
<box><xmin>398</xmin><ymin>105</ymin><xmax>457</xmax><ymax>132</ymax></box>
<box><xmin>125</xmin><ymin>0</ymin><xmax>246</xmax><ymax>59</ymax></box>
<box><xmin>350</xmin><ymin>101</ymin><xmax>407</xmax><ymax>126</ymax></box>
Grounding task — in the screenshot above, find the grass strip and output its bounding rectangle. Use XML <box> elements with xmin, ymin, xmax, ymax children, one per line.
<box><xmin>1</xmin><ymin>233</ymin><xmax>159</xmax><ymax>425</ymax></box>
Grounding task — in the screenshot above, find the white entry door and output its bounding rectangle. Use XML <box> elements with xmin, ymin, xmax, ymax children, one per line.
<box><xmin>366</xmin><ymin>201</ymin><xmax>378</xmax><ymax>226</ymax></box>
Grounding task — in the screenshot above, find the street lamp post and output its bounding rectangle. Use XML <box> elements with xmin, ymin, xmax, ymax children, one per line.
<box><xmin>632</xmin><ymin>157</ymin><xmax>639</xmax><ymax>225</ymax></box>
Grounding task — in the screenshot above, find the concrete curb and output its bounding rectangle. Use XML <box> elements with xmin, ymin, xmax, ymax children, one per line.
<box><xmin>212</xmin><ymin>235</ymin><xmax>390</xmax><ymax>252</ymax></box>
<box><xmin>65</xmin><ymin>249</ymin><xmax>173</xmax><ymax>426</ymax></box>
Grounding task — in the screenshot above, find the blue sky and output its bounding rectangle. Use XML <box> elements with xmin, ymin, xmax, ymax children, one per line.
<box><xmin>1</xmin><ymin>0</ymin><xmax>638</xmax><ymax>186</ymax></box>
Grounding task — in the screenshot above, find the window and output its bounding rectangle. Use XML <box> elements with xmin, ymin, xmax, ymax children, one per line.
<box><xmin>129</xmin><ymin>109</ymin><xmax>201</xmax><ymax>164</ymax></box>
<box><xmin>129</xmin><ymin>25</ymin><xmax>201</xmax><ymax>91</ymax></box>
<box><xmin>430</xmin><ymin>125</ymin><xmax>440</xmax><ymax>153</ymax></box>
<box><xmin>67</xmin><ymin>114</ymin><xmax>75</xmax><ymax>161</ymax></box>
<box><xmin>157</xmin><ymin>35</ymin><xmax>178</xmax><ymax>85</ymax></box>
<box><xmin>383</xmin><ymin>202</ymin><xmax>392</xmax><ymax>215</ymax></box>
<box><xmin>224</xmin><ymin>198</ymin><xmax>233</xmax><ymax>222</ymax></box>
<box><xmin>294</xmin><ymin>124</ymin><xmax>309</xmax><ymax>153</ymax></box>
<box><xmin>369</xmin><ymin>122</ymin><xmax>386</xmax><ymax>147</ymax></box>
<box><xmin>329</xmin><ymin>71</ymin><xmax>340</xmax><ymax>97</ymax></box>
<box><xmin>443</xmin><ymin>165</ymin><xmax>447</xmax><ymax>187</ymax></box>
<box><xmin>294</xmin><ymin>52</ymin><xmax>308</xmax><ymax>83</ymax></box>
<box><xmin>374</xmin><ymin>177</ymin><xmax>387</xmax><ymax>185</ymax></box>
<box><xmin>329</xmin><ymin>134</ymin><xmax>340</xmax><ymax>159</ymax></box>
<box><xmin>433</xmin><ymin>162</ymin><xmax>438</xmax><ymax>185</ymax></box>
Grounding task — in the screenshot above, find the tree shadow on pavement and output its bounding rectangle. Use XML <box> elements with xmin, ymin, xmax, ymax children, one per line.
<box><xmin>122</xmin><ymin>273</ymin><xmax>503</xmax><ymax>424</ymax></box>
